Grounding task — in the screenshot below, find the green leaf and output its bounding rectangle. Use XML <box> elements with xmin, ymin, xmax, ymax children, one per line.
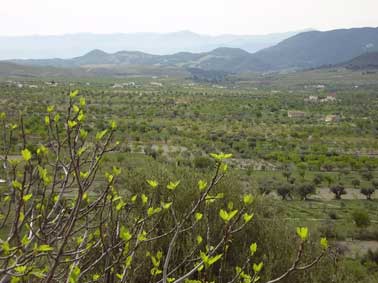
<box><xmin>243</xmin><ymin>213</ymin><xmax>254</xmax><ymax>223</ymax></box>
<box><xmin>253</xmin><ymin>262</ymin><xmax>264</xmax><ymax>273</ymax></box>
<box><xmin>21</xmin><ymin>149</ymin><xmax>32</xmax><ymax>161</ymax></box>
<box><xmin>208</xmin><ymin>253</ymin><xmax>223</xmax><ymax>266</ymax></box>
<box><xmin>137</xmin><ymin>230</ymin><xmax>148</xmax><ymax>241</ymax></box>
<box><xmin>19</xmin><ymin>212</ymin><xmax>24</xmax><ymax>222</ymax></box>
<box><xmin>38</xmin><ymin>166</ymin><xmax>51</xmax><ymax>185</ymax></box>
<box><xmin>250</xmin><ymin>243</ymin><xmax>257</xmax><ymax>255</ymax></box>
<box><xmin>296</xmin><ymin>227</ymin><xmax>309</xmax><ymax>241</ymax></box>
<box><xmin>44</xmin><ymin>116</ymin><xmax>50</xmax><ymax>125</ymax></box>
<box><xmin>12</xmin><ymin>180</ymin><xmax>22</xmax><ymax>190</ymax></box>
<box><xmin>1</xmin><ymin>241</ymin><xmax>10</xmax><ymax>254</ymax></box>
<box><xmin>219</xmin><ymin>209</ymin><xmax>238</xmax><ymax>223</ymax></box>
<box><xmin>243</xmin><ymin>194</ymin><xmax>254</xmax><ymax>205</ymax></box>
<box><xmin>69</xmin><ymin>265</ymin><xmax>80</xmax><ymax>283</ymax></box>
<box><xmin>69</xmin><ymin>90</ymin><xmax>79</xmax><ymax>98</ymax></box>
<box><xmin>77</xmin><ymin>111</ymin><xmax>85</xmax><ymax>122</ymax></box>
<box><xmin>120</xmin><ymin>226</ymin><xmax>132</xmax><ymax>242</ymax></box>
<box><xmin>147</xmin><ymin>180</ymin><xmax>158</xmax><ymax>189</ymax></box>
<box><xmin>14</xmin><ymin>265</ymin><xmax>27</xmax><ymax>274</ymax></box>
<box><xmin>82</xmin><ymin>192</ymin><xmax>89</xmax><ymax>202</ymax></box>
<box><xmin>96</xmin><ymin>129</ymin><xmax>108</xmax><ymax>140</ymax></box>
<box><xmin>21</xmin><ymin>235</ymin><xmax>30</xmax><ymax>246</ymax></box>
<box><xmin>195</xmin><ymin>212</ymin><xmax>203</xmax><ymax>221</ymax></box>
<box><xmin>54</xmin><ymin>113</ymin><xmax>60</xmax><ymax>123</ymax></box>
<box><xmin>116</xmin><ymin>200</ymin><xmax>126</xmax><ymax>211</ymax></box>
<box><xmin>147</xmin><ymin>207</ymin><xmax>161</xmax><ymax>217</ymax></box>
<box><xmin>37</xmin><ymin>145</ymin><xmax>48</xmax><ymax>155</ymax></box>
<box><xmin>141</xmin><ymin>194</ymin><xmax>148</xmax><ymax>205</ymax></box>
<box><xmin>198</xmin><ymin>180</ymin><xmax>207</xmax><ymax>191</ymax></box>
<box><xmin>79</xmin><ymin>129</ymin><xmax>88</xmax><ymax>139</ymax></box>
<box><xmin>166</xmin><ymin>180</ymin><xmax>180</xmax><ymax>191</ymax></box>
<box><xmin>105</xmin><ymin>172</ymin><xmax>114</xmax><ymax>183</ymax></box>
<box><xmin>125</xmin><ymin>255</ymin><xmax>133</xmax><ymax>268</ymax></box>
<box><xmin>80</xmin><ymin>171</ymin><xmax>89</xmax><ymax>179</ymax></box>
<box><xmin>320</xmin><ymin>237</ymin><xmax>328</xmax><ymax>250</ymax></box>
<box><xmin>221</xmin><ymin>163</ymin><xmax>228</xmax><ymax>172</ymax></box>
<box><xmin>196</xmin><ymin>235</ymin><xmax>203</xmax><ymax>245</ymax></box>
<box><xmin>79</xmin><ymin>97</ymin><xmax>86</xmax><ymax>107</ymax></box>
<box><xmin>47</xmin><ymin>105</ymin><xmax>55</xmax><ymax>113</ymax></box>
<box><xmin>68</xmin><ymin>120</ymin><xmax>77</xmax><ymax>128</ymax></box>
<box><xmin>210</xmin><ymin>152</ymin><xmax>233</xmax><ymax>161</ymax></box>
<box><xmin>23</xmin><ymin>194</ymin><xmax>33</xmax><ymax>202</ymax></box>
<box><xmin>161</xmin><ymin>201</ymin><xmax>172</xmax><ymax>210</ymax></box>
<box><xmin>112</xmin><ymin>166</ymin><xmax>122</xmax><ymax>176</ymax></box>
<box><xmin>35</xmin><ymin>244</ymin><xmax>53</xmax><ymax>252</ymax></box>
<box><xmin>110</xmin><ymin>120</ymin><xmax>117</xmax><ymax>130</ymax></box>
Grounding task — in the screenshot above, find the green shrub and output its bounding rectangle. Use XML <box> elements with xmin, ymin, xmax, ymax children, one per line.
<box><xmin>352</xmin><ymin>210</ymin><xmax>371</xmax><ymax>228</ymax></box>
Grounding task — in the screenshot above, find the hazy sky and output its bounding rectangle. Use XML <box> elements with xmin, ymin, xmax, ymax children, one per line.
<box><xmin>1</xmin><ymin>0</ymin><xmax>377</xmax><ymax>36</ymax></box>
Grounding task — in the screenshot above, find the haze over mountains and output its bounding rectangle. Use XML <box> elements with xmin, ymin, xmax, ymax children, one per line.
<box><xmin>2</xmin><ymin>27</ymin><xmax>378</xmax><ymax>77</ymax></box>
<box><xmin>0</xmin><ymin>30</ymin><xmax>303</xmax><ymax>60</ymax></box>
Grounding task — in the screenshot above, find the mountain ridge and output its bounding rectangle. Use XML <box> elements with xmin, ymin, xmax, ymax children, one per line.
<box><xmin>4</xmin><ymin>27</ymin><xmax>378</xmax><ymax>74</ymax></box>
<box><xmin>0</xmin><ymin>30</ymin><xmax>305</xmax><ymax>60</ymax></box>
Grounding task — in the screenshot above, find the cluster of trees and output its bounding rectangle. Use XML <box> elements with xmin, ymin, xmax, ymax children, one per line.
<box><xmin>258</xmin><ymin>170</ymin><xmax>377</xmax><ymax>201</ymax></box>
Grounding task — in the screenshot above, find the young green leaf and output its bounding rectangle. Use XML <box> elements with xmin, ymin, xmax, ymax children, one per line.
<box><xmin>68</xmin><ymin>120</ymin><xmax>77</xmax><ymax>128</ymax></box>
<box><xmin>219</xmin><ymin>209</ymin><xmax>238</xmax><ymax>223</ymax></box>
<box><xmin>320</xmin><ymin>237</ymin><xmax>328</xmax><ymax>250</ymax></box>
<box><xmin>147</xmin><ymin>180</ymin><xmax>158</xmax><ymax>189</ymax></box>
<box><xmin>23</xmin><ymin>194</ymin><xmax>33</xmax><ymax>202</ymax></box>
<box><xmin>243</xmin><ymin>213</ymin><xmax>254</xmax><ymax>223</ymax></box>
<box><xmin>120</xmin><ymin>226</ymin><xmax>132</xmax><ymax>242</ymax></box>
<box><xmin>250</xmin><ymin>243</ymin><xmax>257</xmax><ymax>255</ymax></box>
<box><xmin>210</xmin><ymin>152</ymin><xmax>233</xmax><ymax>161</ymax></box>
<box><xmin>198</xmin><ymin>180</ymin><xmax>207</xmax><ymax>191</ymax></box>
<box><xmin>69</xmin><ymin>90</ymin><xmax>79</xmax><ymax>98</ymax></box>
<box><xmin>161</xmin><ymin>201</ymin><xmax>172</xmax><ymax>210</ymax></box>
<box><xmin>253</xmin><ymin>262</ymin><xmax>264</xmax><ymax>273</ymax></box>
<box><xmin>195</xmin><ymin>212</ymin><xmax>203</xmax><ymax>221</ymax></box>
<box><xmin>96</xmin><ymin>129</ymin><xmax>108</xmax><ymax>140</ymax></box>
<box><xmin>141</xmin><ymin>194</ymin><xmax>148</xmax><ymax>205</ymax></box>
<box><xmin>296</xmin><ymin>227</ymin><xmax>309</xmax><ymax>241</ymax></box>
<box><xmin>167</xmin><ymin>180</ymin><xmax>180</xmax><ymax>191</ymax></box>
<box><xmin>243</xmin><ymin>194</ymin><xmax>254</xmax><ymax>205</ymax></box>
<box><xmin>21</xmin><ymin>149</ymin><xmax>32</xmax><ymax>161</ymax></box>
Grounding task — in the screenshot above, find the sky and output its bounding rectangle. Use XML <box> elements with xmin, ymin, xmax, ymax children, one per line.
<box><xmin>0</xmin><ymin>0</ymin><xmax>377</xmax><ymax>36</ymax></box>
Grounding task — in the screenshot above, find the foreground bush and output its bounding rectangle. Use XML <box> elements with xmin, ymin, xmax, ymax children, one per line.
<box><xmin>0</xmin><ymin>91</ymin><xmax>329</xmax><ymax>282</ymax></box>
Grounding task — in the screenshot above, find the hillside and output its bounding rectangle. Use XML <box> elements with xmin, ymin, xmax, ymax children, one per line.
<box><xmin>342</xmin><ymin>52</ymin><xmax>378</xmax><ymax>70</ymax></box>
<box><xmin>253</xmin><ymin>27</ymin><xmax>378</xmax><ymax>70</ymax></box>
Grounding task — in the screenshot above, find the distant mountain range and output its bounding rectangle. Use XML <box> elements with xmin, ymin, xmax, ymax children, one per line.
<box><xmin>2</xmin><ymin>27</ymin><xmax>378</xmax><ymax>77</ymax></box>
<box><xmin>253</xmin><ymin>27</ymin><xmax>378</xmax><ymax>70</ymax></box>
<box><xmin>10</xmin><ymin>47</ymin><xmax>271</xmax><ymax>73</ymax></box>
<box><xmin>0</xmin><ymin>30</ymin><xmax>303</xmax><ymax>60</ymax></box>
